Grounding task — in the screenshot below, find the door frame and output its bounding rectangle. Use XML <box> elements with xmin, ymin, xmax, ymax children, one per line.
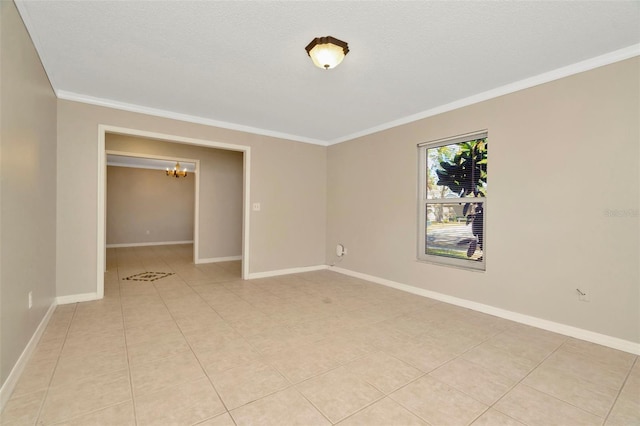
<box><xmin>97</xmin><ymin>125</ymin><xmax>251</xmax><ymax>298</ymax></box>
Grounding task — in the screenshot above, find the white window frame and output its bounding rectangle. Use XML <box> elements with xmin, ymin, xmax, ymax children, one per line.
<box><xmin>417</xmin><ymin>131</ymin><xmax>487</xmax><ymax>271</ymax></box>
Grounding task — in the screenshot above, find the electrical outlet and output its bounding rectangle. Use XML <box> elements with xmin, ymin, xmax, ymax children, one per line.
<box><xmin>252</xmin><ymin>202</ymin><xmax>261</xmax><ymax>211</ymax></box>
<box><xmin>336</xmin><ymin>244</ymin><xmax>346</xmax><ymax>257</ymax></box>
<box><xmin>28</xmin><ymin>291</ymin><xmax>33</xmax><ymax>309</ymax></box>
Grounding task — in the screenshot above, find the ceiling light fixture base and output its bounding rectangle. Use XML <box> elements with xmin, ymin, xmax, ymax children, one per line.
<box><xmin>305</xmin><ymin>36</ymin><xmax>349</xmax><ymax>70</ymax></box>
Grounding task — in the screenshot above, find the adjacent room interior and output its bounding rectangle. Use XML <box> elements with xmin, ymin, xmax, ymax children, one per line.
<box><xmin>1</xmin><ymin>1</ymin><xmax>639</xmax><ymax>424</ymax></box>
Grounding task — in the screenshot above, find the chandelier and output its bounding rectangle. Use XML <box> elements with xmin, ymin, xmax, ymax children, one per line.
<box><xmin>166</xmin><ymin>162</ymin><xmax>187</xmax><ymax>178</ymax></box>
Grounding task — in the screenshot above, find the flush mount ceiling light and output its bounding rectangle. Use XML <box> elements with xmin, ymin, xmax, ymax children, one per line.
<box><xmin>305</xmin><ymin>36</ymin><xmax>349</xmax><ymax>70</ymax></box>
<box><xmin>166</xmin><ymin>162</ymin><xmax>187</xmax><ymax>178</ymax></box>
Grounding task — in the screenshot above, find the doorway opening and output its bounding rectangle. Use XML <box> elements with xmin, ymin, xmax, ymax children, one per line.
<box><xmin>97</xmin><ymin>125</ymin><xmax>251</xmax><ymax>299</ymax></box>
<box><xmin>105</xmin><ymin>152</ymin><xmax>199</xmax><ymax>258</ymax></box>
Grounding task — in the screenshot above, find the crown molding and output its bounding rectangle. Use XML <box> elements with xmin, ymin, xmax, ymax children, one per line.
<box><xmin>53</xmin><ymin>44</ymin><xmax>639</xmax><ymax>148</ymax></box>
<box><xmin>56</xmin><ymin>91</ymin><xmax>329</xmax><ymax>146</ymax></box>
<box><xmin>327</xmin><ymin>44</ymin><xmax>640</xmax><ymax>145</ymax></box>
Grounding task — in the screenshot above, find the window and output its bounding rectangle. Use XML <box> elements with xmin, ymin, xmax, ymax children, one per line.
<box><xmin>418</xmin><ymin>131</ymin><xmax>487</xmax><ymax>270</ymax></box>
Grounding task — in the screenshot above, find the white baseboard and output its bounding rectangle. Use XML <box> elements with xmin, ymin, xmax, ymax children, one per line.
<box><xmin>56</xmin><ymin>292</ymin><xmax>100</xmax><ymax>305</ymax></box>
<box><xmin>106</xmin><ymin>240</ymin><xmax>193</xmax><ymax>248</ymax></box>
<box><xmin>196</xmin><ymin>255</ymin><xmax>242</xmax><ymax>264</ymax></box>
<box><xmin>331</xmin><ymin>266</ymin><xmax>640</xmax><ymax>356</ymax></box>
<box><xmin>0</xmin><ymin>301</ymin><xmax>57</xmax><ymax>410</ymax></box>
<box><xmin>247</xmin><ymin>264</ymin><xmax>328</xmax><ymax>280</ymax></box>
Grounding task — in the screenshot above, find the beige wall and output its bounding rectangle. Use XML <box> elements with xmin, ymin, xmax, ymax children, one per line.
<box><xmin>327</xmin><ymin>58</ymin><xmax>640</xmax><ymax>343</ymax></box>
<box><xmin>107</xmin><ymin>166</ymin><xmax>195</xmax><ymax>246</ymax></box>
<box><xmin>106</xmin><ymin>134</ymin><xmax>243</xmax><ymax>259</ymax></box>
<box><xmin>0</xmin><ymin>1</ymin><xmax>57</xmax><ymax>386</ymax></box>
<box><xmin>57</xmin><ymin>101</ymin><xmax>327</xmax><ymax>296</ymax></box>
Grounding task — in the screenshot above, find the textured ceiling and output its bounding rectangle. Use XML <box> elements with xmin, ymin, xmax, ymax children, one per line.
<box><xmin>16</xmin><ymin>1</ymin><xmax>640</xmax><ymax>145</ymax></box>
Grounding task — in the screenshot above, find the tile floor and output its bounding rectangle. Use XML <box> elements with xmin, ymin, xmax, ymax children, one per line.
<box><xmin>2</xmin><ymin>244</ymin><xmax>638</xmax><ymax>425</ymax></box>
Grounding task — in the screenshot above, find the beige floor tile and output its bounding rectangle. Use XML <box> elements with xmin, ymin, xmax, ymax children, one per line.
<box><xmin>523</xmin><ymin>361</ymin><xmax>619</xmax><ymax>417</ymax></box>
<box><xmin>153</xmin><ymin>279</ymin><xmax>193</xmax><ymax>293</ymax></box>
<box><xmin>67</xmin><ymin>316</ymin><xmax>124</xmax><ymax>335</ymax></box>
<box><xmin>344</xmin><ymin>352</ymin><xmax>424</xmax><ymax>394</ymax></box>
<box><xmin>620</xmin><ymin>365</ymin><xmax>640</xmax><ymax>398</ymax></box>
<box><xmin>122</xmin><ymin>306</ymin><xmax>173</xmax><ymax>329</ymax></box>
<box><xmin>230</xmin><ymin>388</ymin><xmax>330</xmax><ymax>426</ymax></box>
<box><xmin>0</xmin><ymin>390</ymin><xmax>46</xmax><ymax>426</ymax></box>
<box><xmin>485</xmin><ymin>328</ymin><xmax>563</xmax><ymax>363</ymax></box>
<box><xmin>265</xmin><ymin>343</ymin><xmax>342</xmax><ymax>384</ymax></box>
<box><xmin>563</xmin><ymin>338</ymin><xmax>636</xmax><ymax>371</ymax></box>
<box><xmin>127</xmin><ymin>335</ymin><xmax>191</xmax><ymax>366</ymax></box>
<box><xmin>119</xmin><ymin>282</ymin><xmax>157</xmax><ymax>297</ymax></box>
<box><xmin>542</xmin><ymin>349</ymin><xmax>631</xmax><ymax>390</ymax></box>
<box><xmin>212</xmin><ymin>302</ymin><xmax>260</xmax><ymax>322</ymax></box>
<box><xmin>471</xmin><ymin>409</ymin><xmax>525</xmax><ymax>426</ymax></box>
<box><xmin>415</xmin><ymin>329</ymin><xmax>483</xmax><ymax>355</ymax></box>
<box><xmin>348</xmin><ymin>323</ymin><xmax>412</xmax><ymax>352</ymax></box>
<box><xmin>380</xmin><ymin>314</ymin><xmax>442</xmax><ymax>338</ymax></box>
<box><xmin>181</xmin><ymin>325</ymin><xmax>244</xmax><ymax>349</ymax></box>
<box><xmin>312</xmin><ymin>334</ymin><xmax>376</xmax><ymax>364</ymax></box>
<box><xmin>51</xmin><ymin>347</ymin><xmax>128</xmax><ymax>388</ymax></box>
<box><xmin>228</xmin><ymin>312</ymin><xmax>283</xmax><ymax>338</ymax></box>
<box><xmin>494</xmin><ymin>384</ymin><xmax>603</xmax><ymax>426</ymax></box>
<box><xmin>390</xmin><ymin>375</ymin><xmax>487</xmax><ymax>426</ymax></box>
<box><xmin>185</xmin><ymin>330</ymin><xmax>262</xmax><ymax>374</ymax></box>
<box><xmin>172</xmin><ymin>309</ymin><xmax>230</xmax><ymax>334</ymax></box>
<box><xmin>52</xmin><ymin>303</ymin><xmax>77</xmax><ymax>315</ymax></box>
<box><xmin>9</xmin><ymin>246</ymin><xmax>637</xmax><ymax>426</ymax></box>
<box><xmin>68</xmin><ymin>299</ymin><xmax>121</xmax><ymax>315</ymax></box>
<box><xmin>430</xmin><ymin>358</ymin><xmax>516</xmax><ymax>405</ymax></box>
<box><xmin>11</xmin><ymin>357</ymin><xmax>57</xmax><ymax>397</ymax></box>
<box><xmin>174</xmin><ymin>267</ymin><xmax>210</xmax><ymax>282</ymax></box>
<box><xmin>72</xmin><ymin>305</ymin><xmax>123</xmax><ymax>323</ymax></box>
<box><xmin>296</xmin><ymin>366</ymin><xmax>384</xmax><ymax>423</ymax></box>
<box><xmin>61</xmin><ymin>328</ymin><xmax>125</xmax><ymax>358</ymax></box>
<box><xmin>163</xmin><ymin>297</ymin><xmax>213</xmax><ymax>316</ymax></box>
<box><xmin>243</xmin><ymin>324</ymin><xmax>308</xmax><ymax>355</ymax></box>
<box><xmin>120</xmin><ymin>294</ymin><xmax>164</xmax><ymax>309</ymax></box>
<box><xmin>124</xmin><ymin>319</ymin><xmax>183</xmax><ymax>346</ymax></box>
<box><xmin>461</xmin><ymin>342</ymin><xmax>537</xmax><ymax>381</ymax></box>
<box><xmin>200</xmin><ymin>345</ymin><xmax>263</xmax><ymax>376</ymax></box>
<box><xmin>38</xmin><ymin>369</ymin><xmax>131</xmax><ymax>425</ymax></box>
<box><xmin>198</xmin><ymin>412</ymin><xmax>236</xmax><ymax>426</ymax></box>
<box><xmin>211</xmin><ymin>360</ymin><xmax>289</xmax><ymax>409</ymax></box>
<box><xmin>605</xmin><ymin>393</ymin><xmax>640</xmax><ymax>425</ymax></box>
<box><xmin>34</xmin><ymin>323</ymin><xmax>67</xmax><ymax>345</ymax></box>
<box><xmin>424</xmin><ymin>317</ymin><xmax>500</xmax><ymax>343</ymax></box>
<box><xmin>384</xmin><ymin>339</ymin><xmax>458</xmax><ymax>373</ymax></box>
<box><xmin>130</xmin><ymin>349</ymin><xmax>206</xmax><ymax>396</ymax></box>
<box><xmin>38</xmin><ymin>325</ymin><xmax>69</xmax><ymax>344</ymax></box>
<box><xmin>285</xmin><ymin>316</ymin><xmax>340</xmax><ymax>342</ymax></box>
<box><xmin>337</xmin><ymin>397</ymin><xmax>428</xmax><ymax>425</ymax></box>
<box><xmin>53</xmin><ymin>401</ymin><xmax>135</xmax><ymax>426</ymax></box>
<box><xmin>135</xmin><ymin>377</ymin><xmax>225</xmax><ymax>426</ymax></box>
<box><xmin>28</xmin><ymin>337</ymin><xmax>65</xmax><ymax>363</ymax></box>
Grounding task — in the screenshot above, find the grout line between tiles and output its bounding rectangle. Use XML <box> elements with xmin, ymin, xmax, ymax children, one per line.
<box><xmin>33</xmin><ymin>303</ymin><xmax>77</xmax><ymax>426</ymax></box>
<box><xmin>119</xmin><ymin>275</ymin><xmax>140</xmax><ymax>426</ymax></box>
<box><xmin>474</xmin><ymin>338</ymin><xmax>575</xmax><ymax>426</ymax></box>
<box><xmin>602</xmin><ymin>355</ymin><xmax>638</xmax><ymax>424</ymax></box>
<box><xmin>154</xmin><ymin>277</ymin><xmax>235</xmax><ymax>422</ymax></box>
